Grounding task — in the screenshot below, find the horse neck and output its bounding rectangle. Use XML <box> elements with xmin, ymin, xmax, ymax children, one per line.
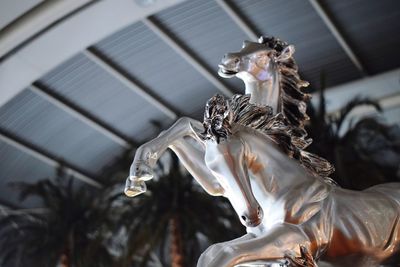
<box><xmin>255</xmin><ymin>145</ymin><xmax>331</xmax><ymax>227</ymax></box>
<box><xmin>240</xmin><ymin>128</ymin><xmax>330</xmax><ymax>205</ymax></box>
<box><xmin>243</xmin><ymin>67</ymin><xmax>280</xmax><ymax>113</ymax></box>
<box><xmin>257</xmin><ymin>158</ymin><xmax>328</xmax><ymax>201</ymax></box>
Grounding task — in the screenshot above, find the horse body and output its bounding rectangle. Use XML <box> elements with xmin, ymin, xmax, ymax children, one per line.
<box><xmin>204</xmin><ymin>128</ymin><xmax>400</xmax><ymax>266</ymax></box>
<box><xmin>124</xmin><ymin>37</ymin><xmax>400</xmax><ymax>266</ymax></box>
<box><xmin>322</xmin><ymin>184</ymin><xmax>400</xmax><ymax>266</ymax></box>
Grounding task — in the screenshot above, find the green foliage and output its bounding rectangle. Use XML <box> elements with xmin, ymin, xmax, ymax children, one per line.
<box><xmin>111</xmin><ymin>152</ymin><xmax>244</xmax><ymax>267</ymax></box>
<box><xmin>0</xmin><ymin>148</ymin><xmax>244</xmax><ymax>267</ymax></box>
<box><xmin>0</xmin><ymin>172</ymin><xmax>115</xmax><ymax>267</ymax></box>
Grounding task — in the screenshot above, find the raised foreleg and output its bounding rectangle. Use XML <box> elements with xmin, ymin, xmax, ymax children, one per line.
<box><xmin>169</xmin><ymin>138</ymin><xmax>224</xmax><ymax>196</ymax></box>
<box><xmin>197</xmin><ymin>223</ymin><xmax>313</xmax><ymax>267</ymax></box>
<box><xmin>126</xmin><ymin>117</ymin><xmax>223</xmax><ymax>196</ymax></box>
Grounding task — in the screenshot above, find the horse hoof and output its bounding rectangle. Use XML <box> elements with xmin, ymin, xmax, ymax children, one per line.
<box><xmin>129</xmin><ymin>162</ymin><xmax>154</xmax><ymax>181</ymax></box>
<box><xmin>124</xmin><ymin>178</ymin><xmax>147</xmax><ymax>197</ymax></box>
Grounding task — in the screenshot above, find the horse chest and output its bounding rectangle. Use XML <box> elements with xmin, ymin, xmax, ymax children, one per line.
<box><xmin>204</xmin><ymin>138</ymin><xmax>242</xmax><ymax>173</ymax></box>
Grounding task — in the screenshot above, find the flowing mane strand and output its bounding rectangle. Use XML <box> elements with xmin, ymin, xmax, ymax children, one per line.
<box><xmin>259</xmin><ymin>36</ymin><xmax>311</xmax><ymax>130</ymax></box>
<box><xmin>202</xmin><ymin>94</ymin><xmax>335</xmax><ymax>180</ymax></box>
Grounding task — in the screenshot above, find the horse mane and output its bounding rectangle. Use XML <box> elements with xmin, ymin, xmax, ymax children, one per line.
<box><xmin>259</xmin><ymin>36</ymin><xmax>311</xmax><ymax>129</ymax></box>
<box><xmin>202</xmin><ymin>94</ymin><xmax>335</xmax><ymax>180</ymax></box>
<box><xmin>202</xmin><ymin>36</ymin><xmax>335</xmax><ymax>180</ymax></box>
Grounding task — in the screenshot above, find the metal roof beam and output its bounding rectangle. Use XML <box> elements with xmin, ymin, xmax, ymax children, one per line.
<box><xmin>0</xmin><ymin>0</ymin><xmax>94</xmax><ymax>59</ymax></box>
<box><xmin>328</xmin><ymin>92</ymin><xmax>400</xmax><ymax>118</ymax></box>
<box><xmin>0</xmin><ymin>129</ymin><xmax>103</xmax><ymax>188</ymax></box>
<box><xmin>308</xmin><ymin>0</ymin><xmax>368</xmax><ymax>76</ymax></box>
<box><xmin>143</xmin><ymin>17</ymin><xmax>234</xmax><ymax>97</ymax></box>
<box><xmin>215</xmin><ymin>0</ymin><xmax>259</xmax><ymax>41</ymax></box>
<box><xmin>84</xmin><ymin>48</ymin><xmax>178</xmax><ymax>120</ymax></box>
<box><xmin>312</xmin><ymin>68</ymin><xmax>400</xmax><ymax>113</ymax></box>
<box><xmin>0</xmin><ymin>0</ymin><xmax>185</xmax><ymax>108</ymax></box>
<box><xmin>30</xmin><ymin>83</ymin><xmax>135</xmax><ymax>149</ymax></box>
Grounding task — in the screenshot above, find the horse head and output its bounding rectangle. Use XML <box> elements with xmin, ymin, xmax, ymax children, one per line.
<box><xmin>218</xmin><ymin>36</ymin><xmax>295</xmax><ymax>83</ymax></box>
<box><xmin>203</xmin><ymin>95</ymin><xmax>263</xmax><ymax>227</ymax></box>
<box><xmin>204</xmin><ymin>137</ymin><xmax>264</xmax><ymax>228</ymax></box>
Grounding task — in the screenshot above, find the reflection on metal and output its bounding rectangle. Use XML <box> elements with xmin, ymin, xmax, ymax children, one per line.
<box><xmin>308</xmin><ymin>0</ymin><xmax>367</xmax><ymax>76</ymax></box>
<box><xmin>30</xmin><ymin>83</ymin><xmax>134</xmax><ymax>149</ymax></box>
<box><xmin>285</xmin><ymin>246</ymin><xmax>318</xmax><ymax>267</ymax></box>
<box><xmin>143</xmin><ymin>17</ymin><xmax>234</xmax><ymax>97</ymax></box>
<box><xmin>125</xmin><ymin>37</ymin><xmax>400</xmax><ymax>266</ymax></box>
<box><xmin>0</xmin><ymin>129</ymin><xmax>102</xmax><ymax>188</ymax></box>
<box><xmin>84</xmin><ymin>48</ymin><xmax>178</xmax><ymax>120</ymax></box>
<box><xmin>215</xmin><ymin>0</ymin><xmax>258</xmax><ymax>41</ymax></box>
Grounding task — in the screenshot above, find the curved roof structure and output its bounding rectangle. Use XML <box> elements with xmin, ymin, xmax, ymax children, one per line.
<box><xmin>0</xmin><ymin>0</ymin><xmax>399</xmax><ymax>207</ymax></box>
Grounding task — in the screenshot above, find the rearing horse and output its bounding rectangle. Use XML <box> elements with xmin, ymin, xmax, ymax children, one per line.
<box><xmin>124</xmin><ymin>37</ymin><xmax>400</xmax><ymax>267</ymax></box>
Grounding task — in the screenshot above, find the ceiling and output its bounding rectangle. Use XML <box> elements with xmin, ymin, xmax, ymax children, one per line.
<box><xmin>0</xmin><ymin>0</ymin><xmax>399</xmax><ymax>208</ymax></box>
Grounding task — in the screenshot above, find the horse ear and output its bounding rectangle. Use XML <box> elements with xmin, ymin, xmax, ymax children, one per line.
<box><xmin>277</xmin><ymin>45</ymin><xmax>295</xmax><ymax>61</ymax></box>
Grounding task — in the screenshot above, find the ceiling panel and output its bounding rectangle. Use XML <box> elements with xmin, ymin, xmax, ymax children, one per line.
<box><xmin>231</xmin><ymin>0</ymin><xmax>362</xmax><ymax>90</ymax></box>
<box><xmin>1</xmin><ymin>0</ymin><xmax>399</xmax><ymax>202</ymax></box>
<box><xmin>154</xmin><ymin>0</ymin><xmax>247</xmax><ymax>93</ymax></box>
<box><xmin>39</xmin><ymin>52</ymin><xmax>171</xmax><ymax>142</ymax></box>
<box><xmin>0</xmin><ymin>90</ymin><xmax>125</xmax><ymax>176</ymax></box>
<box><xmin>94</xmin><ymin>21</ymin><xmax>219</xmax><ymax>119</ymax></box>
<box><xmin>321</xmin><ymin>0</ymin><xmax>400</xmax><ymax>74</ymax></box>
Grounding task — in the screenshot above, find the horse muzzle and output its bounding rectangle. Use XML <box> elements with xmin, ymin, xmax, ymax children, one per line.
<box><xmin>218</xmin><ymin>54</ymin><xmax>240</xmax><ymax>78</ymax></box>
<box><xmin>241</xmin><ymin>206</ymin><xmax>263</xmax><ymax>227</ymax></box>
<box><xmin>218</xmin><ymin>65</ymin><xmax>238</xmax><ymax>78</ymax></box>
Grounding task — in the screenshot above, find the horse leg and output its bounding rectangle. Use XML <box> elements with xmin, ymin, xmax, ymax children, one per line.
<box><xmin>169</xmin><ymin>138</ymin><xmax>224</xmax><ymax>196</ymax></box>
<box><xmin>131</xmin><ymin>117</ymin><xmax>204</xmax><ymax>171</ymax></box>
<box><xmin>197</xmin><ymin>223</ymin><xmax>313</xmax><ymax>267</ymax></box>
<box><xmin>126</xmin><ymin>117</ymin><xmax>223</xmax><ymax>196</ymax></box>
<box><xmin>285</xmin><ymin>245</ymin><xmax>319</xmax><ymax>267</ymax></box>
<box><xmin>197</xmin><ymin>233</ymin><xmax>255</xmax><ymax>266</ymax></box>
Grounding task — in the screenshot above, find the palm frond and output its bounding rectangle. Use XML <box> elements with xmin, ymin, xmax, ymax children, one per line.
<box><xmin>331</xmin><ymin>97</ymin><xmax>381</xmax><ymax>135</ymax></box>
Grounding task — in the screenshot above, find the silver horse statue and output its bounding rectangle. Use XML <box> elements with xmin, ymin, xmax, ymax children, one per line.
<box><xmin>124</xmin><ymin>37</ymin><xmax>400</xmax><ymax>267</ymax></box>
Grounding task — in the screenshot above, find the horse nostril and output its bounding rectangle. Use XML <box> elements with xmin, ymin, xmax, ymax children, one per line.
<box><xmin>241</xmin><ymin>215</ymin><xmax>247</xmax><ymax>222</ymax></box>
<box><xmin>234</xmin><ymin>58</ymin><xmax>240</xmax><ymax>64</ymax></box>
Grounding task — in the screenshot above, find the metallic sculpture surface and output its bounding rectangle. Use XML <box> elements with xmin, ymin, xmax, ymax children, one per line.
<box><xmin>124</xmin><ymin>37</ymin><xmax>400</xmax><ymax>267</ymax></box>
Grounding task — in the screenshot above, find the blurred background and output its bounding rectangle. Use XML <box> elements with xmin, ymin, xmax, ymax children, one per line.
<box><xmin>0</xmin><ymin>0</ymin><xmax>399</xmax><ymax>266</ymax></box>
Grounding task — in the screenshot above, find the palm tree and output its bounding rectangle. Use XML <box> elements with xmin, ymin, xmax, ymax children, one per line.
<box><xmin>0</xmin><ymin>169</ymin><xmax>115</xmax><ymax>267</ymax></box>
<box><xmin>0</xmin><ymin>136</ymin><xmax>244</xmax><ymax>267</ymax></box>
<box><xmin>111</xmin><ymin>151</ymin><xmax>244</xmax><ymax>267</ymax></box>
<box><xmin>306</xmin><ymin>85</ymin><xmax>400</xmax><ymax>190</ymax></box>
